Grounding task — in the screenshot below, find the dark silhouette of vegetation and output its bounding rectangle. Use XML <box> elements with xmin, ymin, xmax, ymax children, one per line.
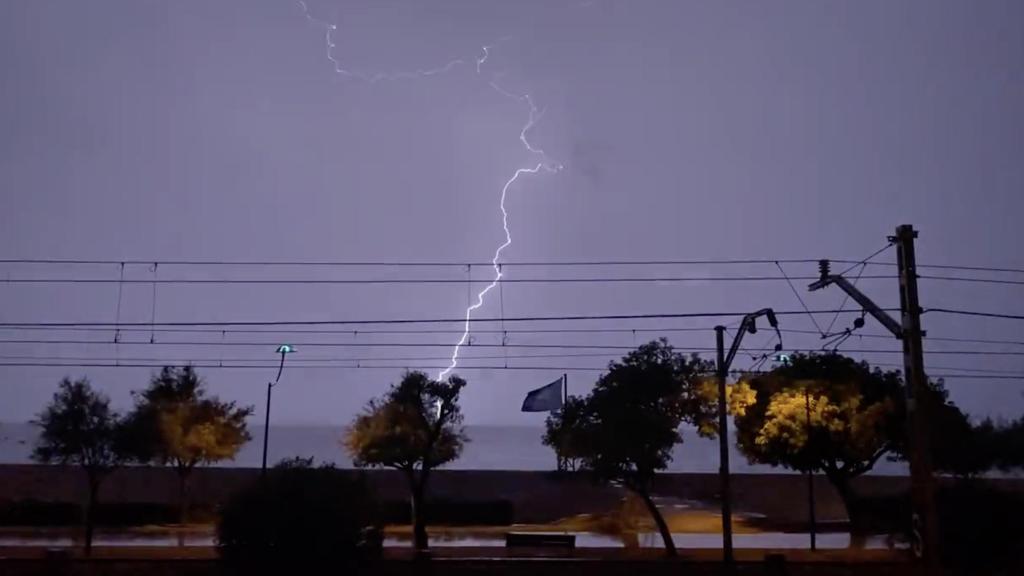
<box><xmin>543</xmin><ymin>395</ymin><xmax>588</xmax><ymax>471</ymax></box>
<box><xmin>936</xmin><ymin>482</ymin><xmax>1024</xmax><ymax>575</ymax></box>
<box><xmin>345</xmin><ymin>371</ymin><xmax>467</xmax><ymax>551</ymax></box>
<box><xmin>121</xmin><ymin>366</ymin><xmax>252</xmax><ymax>523</ymax></box>
<box><xmin>31</xmin><ymin>377</ymin><xmax>126</xmax><ymax>554</ymax></box>
<box><xmin>546</xmin><ymin>340</ymin><xmax>716</xmax><ymax>556</ymax></box>
<box><xmin>217</xmin><ymin>458</ymin><xmax>379</xmax><ymax>573</ymax></box>
<box><xmin>990</xmin><ymin>415</ymin><xmax>1024</xmax><ymax>471</ymax></box>
<box><xmin>917</xmin><ymin>382</ymin><xmax>995</xmax><ymax>478</ymax></box>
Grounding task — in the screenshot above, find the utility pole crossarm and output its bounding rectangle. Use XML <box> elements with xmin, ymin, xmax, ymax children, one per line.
<box><xmin>808</xmin><ymin>275</ymin><xmax>903</xmax><ymax>338</ymax></box>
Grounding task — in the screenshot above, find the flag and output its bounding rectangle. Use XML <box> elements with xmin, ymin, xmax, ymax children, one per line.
<box><xmin>521</xmin><ymin>377</ymin><xmax>564</xmax><ymax>412</ymax></box>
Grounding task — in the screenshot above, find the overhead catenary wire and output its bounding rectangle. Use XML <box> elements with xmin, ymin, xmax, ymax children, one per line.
<box><xmin>0</xmin><ymin>325</ymin><xmax>1019</xmax><ymax>347</ymax></box>
<box><xmin>926</xmin><ymin>308</ymin><xmax>1024</xmax><ymax>321</ymax></box>
<box><xmin>0</xmin><ymin>337</ymin><xmax>1020</xmax><ymax>357</ymax></box>
<box><xmin>0</xmin><ymin>308</ymin><xmax>892</xmax><ymax>328</ymax></box>
<box><xmin>0</xmin><ymin>275</ymin><xmax>901</xmax><ymax>285</ymax></box>
<box><xmin>776</xmin><ymin>261</ymin><xmax>826</xmax><ymax>336</ymax></box>
<box><xmin>0</xmin><ymin>361</ymin><xmax>1021</xmax><ymax>381</ymax></box>
<box><xmin>3</xmin><ymin>257</ymin><xmax>1024</xmax><ymax>275</ymax></box>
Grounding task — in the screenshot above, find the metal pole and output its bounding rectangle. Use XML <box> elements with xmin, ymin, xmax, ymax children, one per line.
<box><xmin>715</xmin><ymin>326</ymin><xmax>734</xmax><ymax>564</ymax></box>
<box><xmin>805</xmin><ymin>387</ymin><xmax>817</xmax><ymax>551</ymax></box>
<box><xmin>894</xmin><ymin>225</ymin><xmax>939</xmax><ymax>571</ymax></box>
<box><xmin>261</xmin><ymin>381</ymin><xmax>272</xmax><ymax>475</ymax></box>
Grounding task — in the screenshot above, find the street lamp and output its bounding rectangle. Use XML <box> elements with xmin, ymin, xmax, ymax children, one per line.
<box><xmin>714</xmin><ymin>309</ymin><xmax>782</xmax><ymax>565</ymax></box>
<box><xmin>261</xmin><ymin>344</ymin><xmax>296</xmax><ymax>475</ymax></box>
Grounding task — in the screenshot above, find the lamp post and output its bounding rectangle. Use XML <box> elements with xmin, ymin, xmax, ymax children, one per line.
<box><xmin>714</xmin><ymin>309</ymin><xmax>782</xmax><ymax>566</ymax></box>
<box><xmin>261</xmin><ymin>344</ymin><xmax>295</xmax><ymax>475</ymax></box>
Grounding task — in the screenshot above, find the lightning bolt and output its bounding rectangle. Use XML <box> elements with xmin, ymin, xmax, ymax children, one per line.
<box><xmin>438</xmin><ymin>87</ymin><xmax>561</xmax><ymax>380</ymax></box>
<box><xmin>294</xmin><ymin>1</ymin><xmax>560</xmax><ymax>380</ymax></box>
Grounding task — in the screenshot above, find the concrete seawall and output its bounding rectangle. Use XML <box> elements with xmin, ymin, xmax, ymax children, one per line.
<box><xmin>0</xmin><ymin>464</ymin><xmax>934</xmax><ymax>524</ymax></box>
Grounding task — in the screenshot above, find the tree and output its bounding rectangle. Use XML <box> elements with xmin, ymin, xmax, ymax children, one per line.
<box><xmin>122</xmin><ymin>366</ymin><xmax>252</xmax><ymax>523</ymax></box>
<box><xmin>731</xmin><ymin>353</ymin><xmax>962</xmax><ymax>528</ymax></box>
<box><xmin>993</xmin><ymin>416</ymin><xmax>1024</xmax><ymax>471</ymax></box>
<box><xmin>920</xmin><ymin>384</ymin><xmax>994</xmax><ymax>478</ymax></box>
<box><xmin>561</xmin><ymin>340</ymin><xmax>716</xmax><ymax>556</ymax></box>
<box><xmin>32</xmin><ymin>377</ymin><xmax>125</xmax><ymax>554</ymax></box>
<box><xmin>543</xmin><ymin>395</ymin><xmax>588</xmax><ymax>471</ymax></box>
<box><xmin>345</xmin><ymin>371</ymin><xmax>467</xmax><ymax>551</ymax></box>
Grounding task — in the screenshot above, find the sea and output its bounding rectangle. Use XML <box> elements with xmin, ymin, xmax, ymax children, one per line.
<box><xmin>0</xmin><ymin>422</ymin><xmax>911</xmax><ymax>474</ymax></box>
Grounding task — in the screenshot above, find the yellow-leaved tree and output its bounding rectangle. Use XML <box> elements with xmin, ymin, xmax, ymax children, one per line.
<box><xmin>730</xmin><ymin>353</ymin><xmax>906</xmax><ymax>529</ymax></box>
<box><xmin>121</xmin><ymin>366</ymin><xmax>252</xmax><ymax>523</ymax></box>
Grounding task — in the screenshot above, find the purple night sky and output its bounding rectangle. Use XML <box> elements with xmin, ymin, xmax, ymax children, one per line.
<box><xmin>1</xmin><ymin>0</ymin><xmax>1022</xmax><ymax>427</ymax></box>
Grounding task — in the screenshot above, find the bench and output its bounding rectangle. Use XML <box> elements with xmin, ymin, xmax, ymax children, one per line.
<box><xmin>505</xmin><ymin>532</ymin><xmax>576</xmax><ymax>549</ymax></box>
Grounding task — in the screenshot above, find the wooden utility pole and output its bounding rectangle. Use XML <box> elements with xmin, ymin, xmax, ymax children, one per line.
<box><xmin>808</xmin><ymin>225</ymin><xmax>939</xmax><ymax>572</ymax></box>
<box><xmin>715</xmin><ymin>326</ymin><xmax>734</xmax><ymax>565</ymax></box>
<box><xmin>894</xmin><ymin>225</ymin><xmax>940</xmax><ymax>571</ymax></box>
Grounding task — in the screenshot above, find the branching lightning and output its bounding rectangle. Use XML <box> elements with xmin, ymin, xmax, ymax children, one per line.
<box><xmin>439</xmin><ymin>88</ymin><xmax>561</xmax><ymax>380</ymax></box>
<box><xmin>295</xmin><ymin>1</ymin><xmax>560</xmax><ymax>380</ymax></box>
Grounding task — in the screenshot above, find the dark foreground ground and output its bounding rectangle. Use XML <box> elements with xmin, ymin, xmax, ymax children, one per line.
<box><xmin>0</xmin><ymin>546</ymin><xmax>914</xmax><ymax>576</ymax></box>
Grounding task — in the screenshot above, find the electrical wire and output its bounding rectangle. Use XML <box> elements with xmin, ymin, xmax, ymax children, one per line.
<box><xmin>926</xmin><ymin>308</ymin><xmax>1024</xmax><ymax>321</ymax></box>
<box><xmin>776</xmin><ymin>261</ymin><xmax>825</xmax><ymax>336</ymax></box>
<box><xmin>0</xmin><ymin>308</ymin><xmax>888</xmax><ymax>328</ymax></box>
<box><xmin>3</xmin><ymin>257</ymin><xmax>1023</xmax><ymax>275</ymax></box>
<box><xmin>0</xmin><ymin>275</ymin><xmax>898</xmax><ymax>285</ymax></box>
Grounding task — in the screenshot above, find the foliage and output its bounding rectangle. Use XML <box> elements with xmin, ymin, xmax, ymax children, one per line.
<box><xmin>217</xmin><ymin>460</ymin><xmax>379</xmax><ymax>572</ymax></box>
<box><xmin>121</xmin><ymin>366</ymin><xmax>252</xmax><ymax>469</ymax></box>
<box><xmin>579</xmin><ymin>340</ymin><xmax>716</xmax><ymax>488</ymax></box>
<box><xmin>552</xmin><ymin>339</ymin><xmax>716</xmax><ymax>556</ymax></box>
<box><xmin>992</xmin><ymin>416</ymin><xmax>1024</xmax><ymax>470</ymax></box>
<box><xmin>33</xmin><ymin>377</ymin><xmax>124</xmax><ymax>474</ymax></box>
<box><xmin>121</xmin><ymin>366</ymin><xmax>252</xmax><ymax>521</ymax></box>
<box><xmin>345</xmin><ymin>371</ymin><xmax>467</xmax><ymax>550</ymax></box>
<box><xmin>542</xmin><ymin>395</ymin><xmax>589</xmax><ymax>471</ymax></box>
<box><xmin>923</xmin><ymin>386</ymin><xmax>996</xmax><ymax>477</ymax></box>
<box><xmin>732</xmin><ymin>353</ymin><xmax>976</xmax><ymax>528</ymax></box>
<box><xmin>733</xmin><ymin>354</ymin><xmax>903</xmax><ymax>477</ymax></box>
<box><xmin>31</xmin><ymin>377</ymin><xmax>126</xmax><ymax>554</ymax></box>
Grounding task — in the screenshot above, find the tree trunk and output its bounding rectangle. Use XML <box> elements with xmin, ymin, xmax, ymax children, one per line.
<box><xmin>637</xmin><ymin>489</ymin><xmax>677</xmax><ymax>557</ymax></box>
<box><xmin>410</xmin><ymin>476</ymin><xmax>429</xmax><ymax>551</ymax></box>
<box><xmin>84</xmin><ymin>474</ymin><xmax>100</xmax><ymax>556</ymax></box>
<box><xmin>830</xmin><ymin>475</ymin><xmax>867</xmax><ymax>548</ymax></box>
<box><xmin>176</xmin><ymin>467</ymin><xmax>191</xmax><ymax>525</ymax></box>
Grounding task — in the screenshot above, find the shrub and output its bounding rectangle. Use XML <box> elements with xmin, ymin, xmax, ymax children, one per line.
<box><xmin>937</xmin><ymin>482</ymin><xmax>1024</xmax><ymax>574</ymax></box>
<box><xmin>216</xmin><ymin>461</ymin><xmax>379</xmax><ymax>572</ymax></box>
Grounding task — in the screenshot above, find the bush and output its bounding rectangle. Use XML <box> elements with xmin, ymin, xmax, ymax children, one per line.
<box><xmin>217</xmin><ymin>461</ymin><xmax>379</xmax><ymax>572</ymax></box>
<box><xmin>377</xmin><ymin>499</ymin><xmax>514</xmax><ymax>526</ymax></box>
<box><xmin>0</xmin><ymin>500</ymin><xmax>81</xmax><ymax>526</ymax></box>
<box><xmin>937</xmin><ymin>482</ymin><xmax>1024</xmax><ymax>574</ymax></box>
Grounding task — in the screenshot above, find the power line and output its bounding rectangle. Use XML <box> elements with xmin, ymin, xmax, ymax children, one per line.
<box><xmin>0</xmin><ymin>258</ymin><xmax>857</xmax><ymax>267</ymax></box>
<box><xmin>0</xmin><ymin>275</ymin><xmax>898</xmax><ymax>285</ymax></box>
<box><xmin>0</xmin><ymin>361</ymin><xmax>1021</xmax><ymax>380</ymax></box>
<box><xmin>0</xmin><ymin>308</ymin><xmax>887</xmax><ymax>328</ymax></box>
<box><xmin>0</xmin><ymin>351</ymin><xmax>624</xmax><ymax>364</ymax></box>
<box><xmin>921</xmin><ymin>275</ymin><xmax>1024</xmax><ymax>287</ymax></box>
<box><xmin>4</xmin><ymin>257</ymin><xmax>1023</xmax><ymax>275</ymax></box>
<box><xmin>776</xmin><ymin>261</ymin><xmax>826</xmax><ymax>336</ymax></box>
<box><xmin>835</xmin><ymin>242</ymin><xmax>894</xmax><ymax>277</ymax></box>
<box><xmin>927</xmin><ymin>308</ymin><xmax>1024</xmax><ymax>321</ymax></box>
<box><xmin>2</xmin><ymin>325</ymin><xmax>1018</xmax><ymax>347</ymax></box>
<box><xmin>1</xmin><ymin>337</ymin><xmax>1021</xmax><ymax>357</ymax></box>
<box><xmin>0</xmin><ymin>361</ymin><xmax>611</xmax><ymax>372</ymax></box>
